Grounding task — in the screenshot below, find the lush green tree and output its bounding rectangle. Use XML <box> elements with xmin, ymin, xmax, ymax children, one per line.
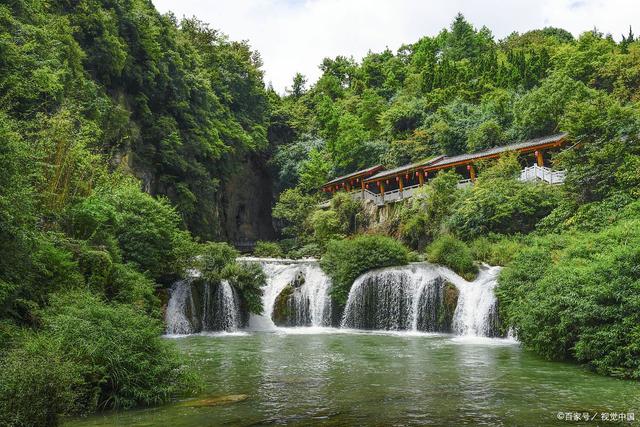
<box><xmin>448</xmin><ymin>155</ymin><xmax>560</xmax><ymax>238</ymax></box>
<box><xmin>298</xmin><ymin>148</ymin><xmax>331</xmax><ymax>192</ymax></box>
<box><xmin>426</xmin><ymin>235</ymin><xmax>477</xmax><ymax>279</ymax></box>
<box><xmin>270</xmin><ymin>135</ymin><xmax>325</xmax><ymax>191</ymax></box>
<box><xmin>287</xmin><ymin>72</ymin><xmax>307</xmax><ymax>98</ymax></box>
<box><xmin>399</xmin><ymin>170</ymin><xmax>461</xmax><ymax>249</ymax></box>
<box><xmin>467</xmin><ymin>119</ymin><xmax>505</xmax><ymax>151</ymax></box>
<box><xmin>272</xmin><ymin>188</ymin><xmax>318</xmax><ymax>242</ymax></box>
<box><xmin>497</xmin><ymin>219</ymin><xmax>640</xmax><ymax>379</ymax></box>
<box><xmin>253</xmin><ymin>241</ymin><xmax>284</xmax><ymax>258</ymax></box>
<box><xmin>513</xmin><ymin>72</ymin><xmax>592</xmax><ymax>138</ymax></box>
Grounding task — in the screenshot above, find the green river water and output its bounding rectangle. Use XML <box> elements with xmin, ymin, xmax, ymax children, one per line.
<box><xmin>66</xmin><ymin>329</ymin><xmax>639</xmax><ymax>426</ymax></box>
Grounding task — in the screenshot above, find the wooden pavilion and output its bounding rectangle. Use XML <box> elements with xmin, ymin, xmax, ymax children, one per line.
<box><xmin>321</xmin><ymin>133</ymin><xmax>568</xmax><ymax>204</ymax></box>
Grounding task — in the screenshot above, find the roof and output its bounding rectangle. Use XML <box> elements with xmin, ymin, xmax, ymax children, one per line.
<box><xmin>367</xmin><ymin>156</ymin><xmax>445</xmax><ymax>181</ymax></box>
<box><xmin>322</xmin><ymin>164</ymin><xmax>383</xmax><ymax>187</ymax></box>
<box><xmin>322</xmin><ymin>133</ymin><xmax>567</xmax><ymax>187</ymax></box>
<box><xmin>425</xmin><ymin>133</ymin><xmax>567</xmax><ymax>170</ymax></box>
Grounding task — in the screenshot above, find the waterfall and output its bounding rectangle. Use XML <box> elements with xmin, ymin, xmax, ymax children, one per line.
<box><xmin>238</xmin><ymin>258</ymin><xmax>332</xmax><ymax>329</ymax></box>
<box><xmin>291</xmin><ymin>263</ymin><xmax>332</xmax><ymax>326</ymax></box>
<box><xmin>449</xmin><ymin>266</ymin><xmax>502</xmax><ymax>337</ymax></box>
<box><xmin>259</xmin><ymin>261</ymin><xmax>301</xmax><ymax>327</ymax></box>
<box><xmin>202</xmin><ymin>280</ymin><xmax>240</xmax><ymax>332</ymax></box>
<box><xmin>165</xmin><ymin>278</ymin><xmax>240</xmax><ymax>334</ymax></box>
<box><xmin>341</xmin><ymin>265</ymin><xmax>446</xmax><ymax>331</ymax></box>
<box><xmin>165</xmin><ymin>279</ymin><xmax>197</xmax><ymax>335</ymax></box>
<box><xmin>341</xmin><ymin>263</ymin><xmax>502</xmax><ymax>337</ymax></box>
<box><xmin>167</xmin><ymin>258</ymin><xmax>502</xmax><ymax>337</ymax></box>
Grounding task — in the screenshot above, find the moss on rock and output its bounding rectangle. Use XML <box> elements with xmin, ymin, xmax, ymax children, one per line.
<box><xmin>437</xmin><ymin>281</ymin><xmax>459</xmax><ymax>332</ymax></box>
<box><xmin>272</xmin><ymin>284</ymin><xmax>294</xmax><ymax>326</ymax></box>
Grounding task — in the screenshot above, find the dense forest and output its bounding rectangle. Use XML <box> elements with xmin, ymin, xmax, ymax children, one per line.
<box><xmin>1</xmin><ymin>0</ymin><xmax>639</xmax><ymax>425</ymax></box>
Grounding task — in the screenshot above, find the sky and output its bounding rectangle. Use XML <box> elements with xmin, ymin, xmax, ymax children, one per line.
<box><xmin>152</xmin><ymin>0</ymin><xmax>639</xmax><ymax>93</ymax></box>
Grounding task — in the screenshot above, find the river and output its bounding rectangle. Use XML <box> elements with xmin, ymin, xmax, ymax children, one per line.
<box><xmin>66</xmin><ymin>328</ymin><xmax>640</xmax><ymax>426</ymax></box>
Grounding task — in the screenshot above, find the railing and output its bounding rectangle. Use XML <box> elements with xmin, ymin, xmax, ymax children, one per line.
<box><xmin>325</xmin><ymin>166</ymin><xmax>566</xmax><ymax>207</ymax></box>
<box><xmin>345</xmin><ymin>180</ymin><xmax>483</xmax><ymax>206</ymax></box>
<box><xmin>519</xmin><ymin>165</ymin><xmax>566</xmax><ymax>184</ymax></box>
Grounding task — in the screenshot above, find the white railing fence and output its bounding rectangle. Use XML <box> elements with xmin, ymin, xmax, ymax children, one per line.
<box><xmin>519</xmin><ymin>165</ymin><xmax>566</xmax><ymax>184</ymax></box>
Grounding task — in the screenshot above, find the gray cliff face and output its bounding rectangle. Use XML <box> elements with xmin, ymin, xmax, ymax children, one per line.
<box><xmin>121</xmin><ymin>147</ymin><xmax>275</xmax><ymax>246</ymax></box>
<box><xmin>218</xmin><ymin>153</ymin><xmax>276</xmax><ymax>250</ymax></box>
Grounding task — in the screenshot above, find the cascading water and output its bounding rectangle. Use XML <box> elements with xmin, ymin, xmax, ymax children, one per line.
<box><xmin>166</xmin><ymin>278</ymin><xmax>198</xmax><ymax>335</ymax></box>
<box><xmin>341</xmin><ymin>263</ymin><xmax>503</xmax><ymax>337</ymax></box>
<box><xmin>166</xmin><ymin>257</ymin><xmax>502</xmax><ymax>338</ymax></box>
<box><xmin>448</xmin><ymin>266</ymin><xmax>502</xmax><ymax>337</ymax></box>
<box><xmin>238</xmin><ymin>258</ymin><xmax>332</xmax><ymax>329</ymax></box>
<box><xmin>165</xmin><ymin>278</ymin><xmax>241</xmax><ymax>334</ymax></box>
<box><xmin>202</xmin><ymin>280</ymin><xmax>240</xmax><ymax>331</ymax></box>
<box><xmin>299</xmin><ymin>263</ymin><xmax>332</xmax><ymax>326</ymax></box>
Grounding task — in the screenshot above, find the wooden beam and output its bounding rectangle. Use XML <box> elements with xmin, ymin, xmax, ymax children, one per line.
<box><xmin>421</xmin><ymin>139</ymin><xmax>567</xmax><ymax>174</ymax></box>
<box><xmin>360</xmin><ymin>137</ymin><xmax>567</xmax><ymax>186</ymax></box>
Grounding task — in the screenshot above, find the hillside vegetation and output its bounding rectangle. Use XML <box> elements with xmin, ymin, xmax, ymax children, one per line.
<box><xmin>1</xmin><ymin>1</ymin><xmax>639</xmax><ymax>424</ymax></box>
<box><xmin>269</xmin><ymin>15</ymin><xmax>640</xmax><ymax>379</ymax></box>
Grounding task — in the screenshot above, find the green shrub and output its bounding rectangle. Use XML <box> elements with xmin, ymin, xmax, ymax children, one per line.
<box><xmin>309</xmin><ymin>209</ymin><xmax>344</xmax><ymax>245</ymax></box>
<box><xmin>537</xmin><ymin>195</ymin><xmax>639</xmax><ymax>234</ymax></box>
<box><xmin>196</xmin><ymin>242</ymin><xmax>239</xmax><ymax>282</ymax></box>
<box><xmin>0</xmin><ymin>333</ymin><xmax>84</xmax><ymax>427</ymax></box>
<box><xmin>0</xmin><ymin>291</ymin><xmax>198</xmax><ymax>426</ymax></box>
<box><xmin>399</xmin><ymin>211</ymin><xmax>431</xmax><ymax>250</ymax></box>
<box><xmin>78</xmin><ymin>248</ymin><xmax>113</xmax><ymax>292</ymax></box>
<box><xmin>497</xmin><ymin>219</ymin><xmax>640</xmax><ymax>379</ymax></box>
<box><xmin>448</xmin><ymin>167</ymin><xmax>560</xmax><ymax>239</ymax></box>
<box><xmin>287</xmin><ymin>243</ymin><xmax>322</xmax><ymax>259</ymax></box>
<box><xmin>23</xmin><ymin>236</ymin><xmax>83</xmax><ymax>313</ymax></box>
<box><xmin>399</xmin><ymin>170</ymin><xmax>460</xmax><ymax>250</ymax></box>
<box><xmin>65</xmin><ymin>182</ymin><xmax>195</xmax><ymax>283</ymax></box>
<box><xmin>426</xmin><ymin>235</ymin><xmax>477</xmax><ymax>279</ymax></box>
<box><xmin>253</xmin><ymin>241</ymin><xmax>284</xmax><ymax>258</ymax></box>
<box><xmin>330</xmin><ymin>192</ymin><xmax>366</xmax><ymax>234</ymax></box>
<box><xmin>0</xmin><ymin>320</ymin><xmax>21</xmax><ymax>356</ymax></box>
<box><xmin>194</xmin><ymin>242</ymin><xmax>264</xmax><ymax>314</ymax></box>
<box><xmin>65</xmin><ymin>195</ymin><xmax>120</xmax><ymax>257</ymax></box>
<box><xmin>321</xmin><ymin>235</ymin><xmax>410</xmax><ymax>306</ymax></box>
<box><xmin>104</xmin><ymin>182</ymin><xmax>189</xmax><ymax>281</ymax></box>
<box><xmin>45</xmin><ymin>291</ymin><xmax>198</xmax><ymax>410</ymax></box>
<box><xmin>108</xmin><ymin>263</ymin><xmax>160</xmax><ymax>317</ymax></box>
<box><xmin>469</xmin><ymin>234</ymin><xmax>525</xmax><ymax>266</ymax></box>
<box><xmin>222</xmin><ymin>262</ymin><xmax>265</xmax><ymax>314</ymax></box>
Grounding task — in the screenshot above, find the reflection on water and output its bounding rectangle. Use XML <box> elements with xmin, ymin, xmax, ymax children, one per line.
<box><xmin>66</xmin><ymin>329</ymin><xmax>640</xmax><ymax>427</ymax></box>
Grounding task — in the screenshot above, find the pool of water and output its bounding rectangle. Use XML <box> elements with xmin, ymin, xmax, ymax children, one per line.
<box><xmin>66</xmin><ymin>328</ymin><xmax>640</xmax><ymax>426</ymax></box>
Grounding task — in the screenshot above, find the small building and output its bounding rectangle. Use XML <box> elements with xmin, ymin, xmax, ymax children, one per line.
<box><xmin>321</xmin><ymin>133</ymin><xmax>568</xmax><ymax>206</ymax></box>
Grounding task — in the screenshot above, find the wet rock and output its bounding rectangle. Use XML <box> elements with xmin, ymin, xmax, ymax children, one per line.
<box><xmin>272</xmin><ymin>284</ymin><xmax>294</xmax><ymax>326</ymax></box>
<box><xmin>439</xmin><ymin>281</ymin><xmax>459</xmax><ymax>332</ymax></box>
<box><xmin>178</xmin><ymin>394</ymin><xmax>249</xmax><ymax>407</ymax></box>
<box><xmin>271</xmin><ymin>272</ymin><xmax>313</xmax><ymax>327</ymax></box>
<box><xmin>291</xmin><ymin>271</ymin><xmax>305</xmax><ymax>288</ymax></box>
